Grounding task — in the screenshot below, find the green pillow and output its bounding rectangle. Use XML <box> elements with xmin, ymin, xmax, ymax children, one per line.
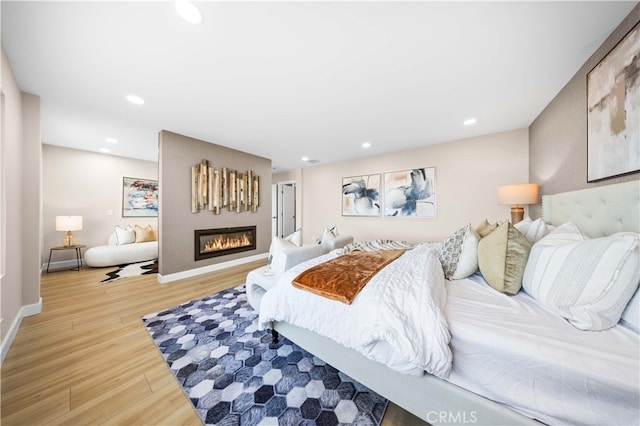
<box><xmin>478</xmin><ymin>222</ymin><xmax>531</xmax><ymax>295</ymax></box>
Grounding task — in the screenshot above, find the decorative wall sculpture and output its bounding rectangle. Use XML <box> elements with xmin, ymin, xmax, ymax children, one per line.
<box><xmin>192</xmin><ymin>160</ymin><xmax>260</xmax><ymax>214</ymax></box>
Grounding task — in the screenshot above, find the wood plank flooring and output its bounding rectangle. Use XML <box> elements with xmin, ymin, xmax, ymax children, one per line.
<box><xmin>1</xmin><ymin>262</ymin><xmax>428</xmax><ymax>425</ymax></box>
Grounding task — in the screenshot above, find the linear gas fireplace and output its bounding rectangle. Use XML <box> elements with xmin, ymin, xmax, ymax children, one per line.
<box><xmin>195</xmin><ymin>226</ymin><xmax>256</xmax><ymax>261</ymax></box>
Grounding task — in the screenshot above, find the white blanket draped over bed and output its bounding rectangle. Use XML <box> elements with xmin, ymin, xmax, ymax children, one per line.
<box><xmin>258</xmin><ymin>243</ymin><xmax>452</xmax><ymax>378</ymax></box>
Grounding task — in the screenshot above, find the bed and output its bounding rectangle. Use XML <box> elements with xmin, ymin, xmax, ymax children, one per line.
<box><xmin>256</xmin><ymin>180</ymin><xmax>640</xmax><ymax>425</ymax></box>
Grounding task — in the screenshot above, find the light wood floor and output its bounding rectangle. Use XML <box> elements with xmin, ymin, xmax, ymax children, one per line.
<box><xmin>1</xmin><ymin>262</ymin><xmax>428</xmax><ymax>425</ymax></box>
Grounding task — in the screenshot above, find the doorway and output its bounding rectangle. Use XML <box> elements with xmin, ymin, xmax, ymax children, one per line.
<box><xmin>272</xmin><ymin>182</ymin><xmax>296</xmax><ymax>238</ymax></box>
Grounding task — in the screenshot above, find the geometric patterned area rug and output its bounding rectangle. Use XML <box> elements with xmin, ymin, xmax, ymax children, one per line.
<box><xmin>142</xmin><ymin>285</ymin><xmax>388</xmax><ymax>425</ymax></box>
<box><xmin>100</xmin><ymin>259</ymin><xmax>158</xmax><ymax>284</ymax></box>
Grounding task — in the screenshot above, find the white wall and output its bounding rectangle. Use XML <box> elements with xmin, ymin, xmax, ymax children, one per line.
<box><xmin>42</xmin><ymin>145</ymin><xmax>158</xmax><ymax>266</ymax></box>
<box><xmin>299</xmin><ymin>129</ymin><xmax>530</xmax><ymax>244</ymax></box>
<box><xmin>0</xmin><ymin>47</ymin><xmax>42</xmax><ymax>349</ymax></box>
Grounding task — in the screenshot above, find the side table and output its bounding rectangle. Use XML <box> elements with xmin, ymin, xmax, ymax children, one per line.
<box><xmin>46</xmin><ymin>245</ymin><xmax>86</xmax><ymax>273</ymax></box>
<box><xmin>246</xmin><ymin>265</ymin><xmax>279</xmax><ymax>311</ymax></box>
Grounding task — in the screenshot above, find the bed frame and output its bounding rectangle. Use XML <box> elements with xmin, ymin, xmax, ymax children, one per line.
<box><xmin>271</xmin><ymin>180</ymin><xmax>640</xmax><ymax>425</ymax></box>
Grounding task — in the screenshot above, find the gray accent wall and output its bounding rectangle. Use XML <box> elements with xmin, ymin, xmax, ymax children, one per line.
<box><xmin>158</xmin><ymin>131</ymin><xmax>272</xmax><ymax>276</ymax></box>
<box><xmin>529</xmin><ymin>4</ymin><xmax>640</xmax><ymax>218</ymax></box>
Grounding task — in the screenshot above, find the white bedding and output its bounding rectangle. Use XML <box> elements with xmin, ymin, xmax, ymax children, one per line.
<box><xmin>258</xmin><ymin>243</ymin><xmax>452</xmax><ymax>378</ymax></box>
<box><xmin>446</xmin><ymin>273</ymin><xmax>640</xmax><ymax>426</ymax></box>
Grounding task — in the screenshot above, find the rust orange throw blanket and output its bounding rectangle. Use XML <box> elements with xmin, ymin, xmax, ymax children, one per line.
<box><xmin>292</xmin><ymin>249</ymin><xmax>406</xmax><ymax>304</ymax></box>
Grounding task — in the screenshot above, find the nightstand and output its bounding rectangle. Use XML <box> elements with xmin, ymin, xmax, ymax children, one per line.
<box><xmin>46</xmin><ymin>245</ymin><xmax>86</xmax><ymax>273</ymax></box>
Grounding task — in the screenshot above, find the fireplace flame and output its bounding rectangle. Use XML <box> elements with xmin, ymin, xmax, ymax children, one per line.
<box><xmin>203</xmin><ymin>233</ymin><xmax>252</xmax><ymax>253</ymax></box>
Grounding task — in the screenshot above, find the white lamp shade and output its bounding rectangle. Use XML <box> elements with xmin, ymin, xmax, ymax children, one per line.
<box><xmin>55</xmin><ymin>216</ymin><xmax>83</xmax><ymax>231</ymax></box>
<box><xmin>497</xmin><ymin>184</ymin><xmax>539</xmax><ymax>206</ymax></box>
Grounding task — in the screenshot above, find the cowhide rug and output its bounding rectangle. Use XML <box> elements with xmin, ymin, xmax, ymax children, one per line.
<box><xmin>100</xmin><ymin>259</ymin><xmax>158</xmax><ymax>284</ymax></box>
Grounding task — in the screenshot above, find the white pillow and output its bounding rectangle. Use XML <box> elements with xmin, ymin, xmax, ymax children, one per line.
<box><xmin>523</xmin><ymin>223</ymin><xmax>640</xmax><ymax>331</ymax></box>
<box><xmin>114</xmin><ymin>225</ymin><xmax>135</xmax><ymax>245</ymax></box>
<box><xmin>620</xmin><ymin>287</ymin><xmax>640</xmax><ymax>333</ymax></box>
<box><xmin>268</xmin><ymin>236</ymin><xmax>299</xmax><ymax>273</ymax></box>
<box><xmin>284</xmin><ymin>229</ymin><xmax>302</xmax><ymax>247</ymax></box>
<box><xmin>320</xmin><ymin>226</ymin><xmax>340</xmax><ymax>251</ymax></box>
<box><xmin>439</xmin><ymin>224</ymin><xmax>480</xmax><ymax>280</ymax></box>
<box><xmin>514</xmin><ymin>216</ymin><xmax>550</xmax><ymax>243</ymax></box>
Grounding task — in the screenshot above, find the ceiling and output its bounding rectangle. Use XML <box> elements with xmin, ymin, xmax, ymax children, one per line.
<box><xmin>2</xmin><ymin>1</ymin><xmax>637</xmax><ymax>172</ymax></box>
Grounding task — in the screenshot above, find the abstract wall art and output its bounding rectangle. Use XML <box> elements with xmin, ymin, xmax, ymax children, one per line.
<box><xmin>122</xmin><ymin>177</ymin><xmax>158</xmax><ymax>217</ymax></box>
<box><xmin>587</xmin><ymin>22</ymin><xmax>639</xmax><ymax>182</ymax></box>
<box><xmin>384</xmin><ymin>168</ymin><xmax>436</xmax><ymax>218</ymax></box>
<box><xmin>342</xmin><ymin>174</ymin><xmax>381</xmax><ymax>216</ymax></box>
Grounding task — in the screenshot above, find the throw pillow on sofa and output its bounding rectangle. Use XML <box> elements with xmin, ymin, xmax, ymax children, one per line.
<box><xmin>115</xmin><ymin>225</ymin><xmax>136</xmax><ymax>245</ymax></box>
<box><xmin>135</xmin><ymin>224</ymin><xmax>157</xmax><ymax>243</ymax></box>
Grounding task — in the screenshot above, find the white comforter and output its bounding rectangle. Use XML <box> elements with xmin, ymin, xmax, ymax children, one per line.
<box><xmin>258</xmin><ymin>243</ymin><xmax>452</xmax><ymax>378</ymax></box>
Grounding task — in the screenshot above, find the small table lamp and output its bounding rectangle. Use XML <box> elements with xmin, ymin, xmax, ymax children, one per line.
<box><xmin>497</xmin><ymin>184</ymin><xmax>539</xmax><ymax>224</ymax></box>
<box><xmin>56</xmin><ymin>215</ymin><xmax>83</xmax><ymax>247</ymax></box>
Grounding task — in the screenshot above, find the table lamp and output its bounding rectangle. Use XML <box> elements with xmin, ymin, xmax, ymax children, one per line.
<box><xmin>56</xmin><ymin>216</ymin><xmax>83</xmax><ymax>247</ymax></box>
<box><xmin>497</xmin><ymin>184</ymin><xmax>539</xmax><ymax>224</ymax></box>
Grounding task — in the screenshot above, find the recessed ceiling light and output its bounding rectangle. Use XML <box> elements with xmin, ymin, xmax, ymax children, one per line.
<box><xmin>100</xmin><ymin>148</ymin><xmax>111</xmax><ymax>154</ymax></box>
<box><xmin>105</xmin><ymin>137</ymin><xmax>118</xmax><ymax>144</ymax></box>
<box><xmin>126</xmin><ymin>95</ymin><xmax>145</xmax><ymax>105</ymax></box>
<box><xmin>463</xmin><ymin>118</ymin><xmax>477</xmax><ymax>126</ymax></box>
<box><xmin>175</xmin><ymin>1</ymin><xmax>204</xmax><ymax>24</ymax></box>
<box><xmin>301</xmin><ymin>156</ymin><xmax>309</xmax><ymax>162</ymax></box>
<box><xmin>362</xmin><ymin>142</ymin><xmax>372</xmax><ymax>149</ymax></box>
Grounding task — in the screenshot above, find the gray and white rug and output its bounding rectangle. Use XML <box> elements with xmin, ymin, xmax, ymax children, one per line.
<box><xmin>100</xmin><ymin>259</ymin><xmax>158</xmax><ymax>283</ymax></box>
<box><xmin>142</xmin><ymin>285</ymin><xmax>388</xmax><ymax>425</ymax></box>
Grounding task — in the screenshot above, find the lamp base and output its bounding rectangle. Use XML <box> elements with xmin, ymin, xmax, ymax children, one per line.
<box><xmin>62</xmin><ymin>231</ymin><xmax>77</xmax><ymax>247</ymax></box>
<box><xmin>510</xmin><ymin>207</ymin><xmax>524</xmax><ymax>224</ymax></box>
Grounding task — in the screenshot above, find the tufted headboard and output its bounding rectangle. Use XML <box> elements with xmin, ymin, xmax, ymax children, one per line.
<box><xmin>542</xmin><ymin>180</ymin><xmax>640</xmax><ymax>238</ymax></box>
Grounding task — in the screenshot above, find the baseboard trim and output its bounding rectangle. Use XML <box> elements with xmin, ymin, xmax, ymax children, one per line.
<box><xmin>41</xmin><ymin>259</ymin><xmax>84</xmax><ymax>272</ymax></box>
<box><xmin>157</xmin><ymin>253</ymin><xmax>268</xmax><ymax>284</ymax></box>
<box><xmin>1</xmin><ymin>297</ymin><xmax>43</xmax><ymax>365</ymax></box>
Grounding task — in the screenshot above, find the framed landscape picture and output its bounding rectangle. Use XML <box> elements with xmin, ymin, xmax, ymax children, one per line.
<box><xmin>383</xmin><ymin>168</ymin><xmax>436</xmax><ymax>218</ymax></box>
<box><xmin>122</xmin><ymin>177</ymin><xmax>158</xmax><ymax>217</ymax></box>
<box><xmin>587</xmin><ymin>22</ymin><xmax>639</xmax><ymax>182</ymax></box>
<box><xmin>342</xmin><ymin>174</ymin><xmax>381</xmax><ymax>216</ymax></box>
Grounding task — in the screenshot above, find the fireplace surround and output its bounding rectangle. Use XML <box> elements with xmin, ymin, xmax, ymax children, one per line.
<box><xmin>195</xmin><ymin>226</ymin><xmax>256</xmax><ymax>261</ymax></box>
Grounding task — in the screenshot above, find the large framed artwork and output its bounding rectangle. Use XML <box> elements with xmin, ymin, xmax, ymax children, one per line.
<box><xmin>587</xmin><ymin>22</ymin><xmax>639</xmax><ymax>182</ymax></box>
<box><xmin>342</xmin><ymin>174</ymin><xmax>381</xmax><ymax>216</ymax></box>
<box><xmin>384</xmin><ymin>168</ymin><xmax>436</xmax><ymax>218</ymax></box>
<box><xmin>122</xmin><ymin>177</ymin><xmax>158</xmax><ymax>217</ymax></box>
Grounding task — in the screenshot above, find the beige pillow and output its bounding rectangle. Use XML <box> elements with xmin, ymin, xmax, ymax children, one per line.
<box><xmin>478</xmin><ymin>222</ymin><xmax>531</xmax><ymax>295</ymax></box>
<box><xmin>476</xmin><ymin>219</ymin><xmax>498</xmax><ymax>238</ymax></box>
<box><xmin>135</xmin><ymin>224</ymin><xmax>157</xmax><ymax>243</ymax></box>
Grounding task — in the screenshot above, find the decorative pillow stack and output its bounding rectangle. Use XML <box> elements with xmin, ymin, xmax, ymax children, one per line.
<box><xmin>439</xmin><ymin>224</ymin><xmax>480</xmax><ymax>280</ymax></box>
<box><xmin>114</xmin><ymin>224</ymin><xmax>157</xmax><ymax>245</ymax></box>
<box><xmin>477</xmin><ymin>221</ymin><xmax>531</xmax><ymax>295</ymax></box>
<box><xmin>523</xmin><ymin>223</ymin><xmax>640</xmax><ymax>331</ymax></box>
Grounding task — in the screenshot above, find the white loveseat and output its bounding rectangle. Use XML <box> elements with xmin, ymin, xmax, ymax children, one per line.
<box><xmin>84</xmin><ymin>232</ymin><xmax>158</xmax><ymax>267</ymax></box>
<box><xmin>246</xmin><ymin>234</ymin><xmax>353</xmax><ymax>310</ymax></box>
